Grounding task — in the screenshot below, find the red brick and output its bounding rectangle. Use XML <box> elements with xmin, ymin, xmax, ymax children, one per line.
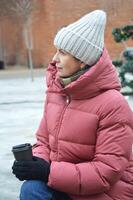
<box><xmin>1</xmin><ymin>0</ymin><xmax>133</xmax><ymax>68</ymax></box>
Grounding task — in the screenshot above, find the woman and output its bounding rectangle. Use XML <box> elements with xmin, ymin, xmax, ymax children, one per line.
<box><xmin>12</xmin><ymin>10</ymin><xmax>133</xmax><ymax>200</ymax></box>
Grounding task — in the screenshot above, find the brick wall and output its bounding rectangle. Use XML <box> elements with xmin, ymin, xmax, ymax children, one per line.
<box><xmin>1</xmin><ymin>0</ymin><xmax>133</xmax><ymax>67</ymax></box>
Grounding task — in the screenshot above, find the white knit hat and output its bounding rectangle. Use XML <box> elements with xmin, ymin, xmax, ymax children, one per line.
<box><xmin>54</xmin><ymin>10</ymin><xmax>106</xmax><ymax>66</ymax></box>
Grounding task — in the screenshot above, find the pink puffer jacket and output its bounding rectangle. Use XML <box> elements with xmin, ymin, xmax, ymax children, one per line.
<box><xmin>33</xmin><ymin>49</ymin><xmax>133</xmax><ymax>200</ymax></box>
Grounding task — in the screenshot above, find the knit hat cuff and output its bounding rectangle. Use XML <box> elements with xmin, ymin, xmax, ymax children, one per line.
<box><xmin>54</xmin><ymin>28</ymin><xmax>103</xmax><ymax>65</ymax></box>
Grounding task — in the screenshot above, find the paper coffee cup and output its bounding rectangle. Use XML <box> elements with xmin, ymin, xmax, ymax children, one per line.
<box><xmin>12</xmin><ymin>143</ymin><xmax>33</xmax><ymax>161</ymax></box>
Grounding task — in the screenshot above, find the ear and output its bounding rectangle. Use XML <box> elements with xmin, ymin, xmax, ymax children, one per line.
<box><xmin>80</xmin><ymin>62</ymin><xmax>86</xmax><ymax>69</ymax></box>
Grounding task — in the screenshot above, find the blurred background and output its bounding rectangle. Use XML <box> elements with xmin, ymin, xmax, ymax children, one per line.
<box><xmin>0</xmin><ymin>0</ymin><xmax>133</xmax><ymax>199</ymax></box>
<box><xmin>0</xmin><ymin>0</ymin><xmax>132</xmax><ymax>69</ymax></box>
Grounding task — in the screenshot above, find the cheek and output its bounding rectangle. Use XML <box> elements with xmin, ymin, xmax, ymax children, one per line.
<box><xmin>65</xmin><ymin>65</ymin><xmax>80</xmax><ymax>76</ymax></box>
<box><xmin>61</xmin><ymin>60</ymin><xmax>70</xmax><ymax>70</ymax></box>
<box><xmin>60</xmin><ymin>57</ymin><xmax>81</xmax><ymax>74</ymax></box>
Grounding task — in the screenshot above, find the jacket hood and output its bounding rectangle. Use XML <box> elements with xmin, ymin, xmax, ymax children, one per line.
<box><xmin>46</xmin><ymin>48</ymin><xmax>121</xmax><ymax>99</ymax></box>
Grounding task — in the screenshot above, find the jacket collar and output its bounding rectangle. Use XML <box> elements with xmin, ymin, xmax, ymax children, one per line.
<box><xmin>46</xmin><ymin>48</ymin><xmax>121</xmax><ymax>99</ymax></box>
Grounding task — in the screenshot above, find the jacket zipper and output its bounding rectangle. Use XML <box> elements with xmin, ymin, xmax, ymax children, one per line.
<box><xmin>55</xmin><ymin>95</ymin><xmax>71</xmax><ymax>160</ymax></box>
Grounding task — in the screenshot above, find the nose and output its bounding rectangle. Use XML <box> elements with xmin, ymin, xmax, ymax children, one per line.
<box><xmin>52</xmin><ymin>51</ymin><xmax>59</xmax><ymax>63</ymax></box>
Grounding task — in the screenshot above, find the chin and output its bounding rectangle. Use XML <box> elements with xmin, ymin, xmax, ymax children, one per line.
<box><xmin>60</xmin><ymin>74</ymin><xmax>68</xmax><ymax>78</ymax></box>
<box><xmin>57</xmin><ymin>71</ymin><xmax>70</xmax><ymax>78</ymax></box>
<box><xmin>57</xmin><ymin>72</ymin><xmax>64</xmax><ymax>78</ymax></box>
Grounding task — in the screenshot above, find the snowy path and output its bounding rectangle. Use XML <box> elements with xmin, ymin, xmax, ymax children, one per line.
<box><xmin>0</xmin><ymin>75</ymin><xmax>45</xmax><ymax>200</ymax></box>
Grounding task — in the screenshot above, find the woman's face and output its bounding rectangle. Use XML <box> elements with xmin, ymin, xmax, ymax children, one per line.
<box><xmin>52</xmin><ymin>49</ymin><xmax>85</xmax><ymax>78</ymax></box>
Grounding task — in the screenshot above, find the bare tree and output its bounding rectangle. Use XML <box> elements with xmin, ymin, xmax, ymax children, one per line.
<box><xmin>0</xmin><ymin>0</ymin><xmax>38</xmax><ymax>79</ymax></box>
<box><xmin>0</xmin><ymin>0</ymin><xmax>10</xmax><ymax>67</ymax></box>
<box><xmin>9</xmin><ymin>0</ymin><xmax>38</xmax><ymax>81</ymax></box>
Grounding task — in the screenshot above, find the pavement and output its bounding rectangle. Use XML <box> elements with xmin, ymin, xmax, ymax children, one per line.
<box><xmin>0</xmin><ymin>67</ymin><xmax>45</xmax><ymax>79</ymax></box>
<box><xmin>0</xmin><ymin>67</ymin><xmax>133</xmax><ymax>200</ymax></box>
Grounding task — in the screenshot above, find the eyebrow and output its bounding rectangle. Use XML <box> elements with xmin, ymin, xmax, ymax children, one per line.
<box><xmin>59</xmin><ymin>49</ymin><xmax>67</xmax><ymax>54</ymax></box>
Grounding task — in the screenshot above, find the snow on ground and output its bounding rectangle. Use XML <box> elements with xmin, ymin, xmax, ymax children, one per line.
<box><xmin>0</xmin><ymin>72</ymin><xmax>133</xmax><ymax>200</ymax></box>
<box><xmin>0</xmin><ymin>74</ymin><xmax>46</xmax><ymax>200</ymax></box>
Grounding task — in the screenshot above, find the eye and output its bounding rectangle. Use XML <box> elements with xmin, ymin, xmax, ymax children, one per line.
<box><xmin>59</xmin><ymin>49</ymin><xmax>66</xmax><ymax>55</ymax></box>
